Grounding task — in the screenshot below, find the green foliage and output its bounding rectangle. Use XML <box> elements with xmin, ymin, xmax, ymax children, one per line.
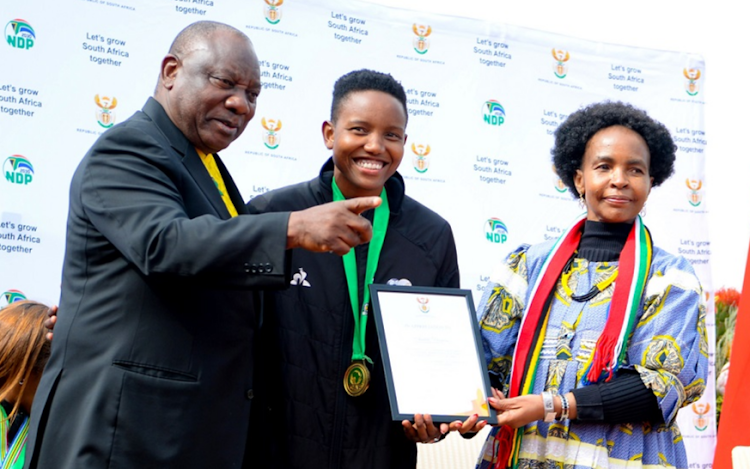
<box><xmin>716</xmin><ymin>394</ymin><xmax>724</xmax><ymax>426</ymax></box>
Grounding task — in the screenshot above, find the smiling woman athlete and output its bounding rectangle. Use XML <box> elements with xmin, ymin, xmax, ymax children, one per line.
<box><xmin>246</xmin><ymin>69</ymin><xmax>480</xmax><ymax>469</ymax></box>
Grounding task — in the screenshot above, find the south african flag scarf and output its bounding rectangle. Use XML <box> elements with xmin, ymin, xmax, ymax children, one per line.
<box><xmin>1</xmin><ymin>405</ymin><xmax>28</xmax><ymax>469</ymax></box>
<box><xmin>491</xmin><ymin>214</ymin><xmax>653</xmax><ymax>468</ymax></box>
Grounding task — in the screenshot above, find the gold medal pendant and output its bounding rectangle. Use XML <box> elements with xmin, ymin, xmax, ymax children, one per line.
<box><xmin>343</xmin><ymin>361</ymin><xmax>370</xmax><ymax>397</ymax></box>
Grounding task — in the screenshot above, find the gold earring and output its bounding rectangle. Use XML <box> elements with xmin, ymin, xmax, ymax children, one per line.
<box><xmin>640</xmin><ymin>203</ymin><xmax>647</xmax><ymax>218</ymax></box>
<box><xmin>578</xmin><ymin>191</ymin><xmax>586</xmax><ymax>210</ymax></box>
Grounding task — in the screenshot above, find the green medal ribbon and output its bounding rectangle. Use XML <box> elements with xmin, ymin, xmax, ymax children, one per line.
<box><xmin>332</xmin><ymin>178</ymin><xmax>389</xmax><ymax>364</ymax></box>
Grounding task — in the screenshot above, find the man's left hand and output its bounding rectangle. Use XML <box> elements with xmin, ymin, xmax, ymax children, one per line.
<box><xmin>45</xmin><ymin>305</ymin><xmax>58</xmax><ymax>341</ymax></box>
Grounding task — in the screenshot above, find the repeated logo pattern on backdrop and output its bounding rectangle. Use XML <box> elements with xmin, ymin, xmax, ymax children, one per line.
<box><xmin>684</xmin><ymin>68</ymin><xmax>701</xmax><ymax>96</ymax></box>
<box><xmin>691</xmin><ymin>402</ymin><xmax>711</xmax><ymax>432</ymax></box>
<box><xmin>552</xmin><ymin>48</ymin><xmax>570</xmax><ymax>79</ymax></box>
<box><xmin>482</xmin><ymin>100</ymin><xmax>505</xmax><ymax>126</ymax></box>
<box><xmin>484</xmin><ymin>218</ymin><xmax>508</xmax><ymax>244</ymax></box>
<box><xmin>1</xmin><ymin>289</ymin><xmax>26</xmax><ymax>307</ymax></box>
<box><xmin>686</xmin><ymin>179</ymin><xmax>703</xmax><ymax>207</ymax></box>
<box><xmin>552</xmin><ymin>166</ymin><xmax>568</xmax><ymax>194</ymax></box>
<box><xmin>411</xmin><ymin>143</ymin><xmax>430</xmax><ymax>174</ymax></box>
<box><xmin>264</xmin><ymin>0</ymin><xmax>283</xmax><ymax>24</ymax></box>
<box><xmin>261</xmin><ymin>118</ymin><xmax>282</xmax><ymax>150</ymax></box>
<box><xmin>5</xmin><ymin>19</ymin><xmax>34</xmax><ymax>50</ymax></box>
<box><xmin>412</xmin><ymin>24</ymin><xmax>431</xmax><ymax>54</ymax></box>
<box><xmin>4</xmin><ymin>155</ymin><xmax>33</xmax><ymax>185</ymax></box>
<box><xmin>95</xmin><ymin>95</ymin><xmax>117</xmax><ymax>128</ymax></box>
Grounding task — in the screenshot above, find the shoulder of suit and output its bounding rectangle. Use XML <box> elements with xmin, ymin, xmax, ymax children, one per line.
<box><xmin>85</xmin><ymin>112</ymin><xmax>180</xmax><ymax>166</ymax></box>
<box><xmin>95</xmin><ymin>111</ymin><xmax>167</xmax><ymax>146</ymax></box>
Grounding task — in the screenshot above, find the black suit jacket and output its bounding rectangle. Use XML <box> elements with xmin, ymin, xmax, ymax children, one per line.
<box><xmin>25</xmin><ymin>98</ymin><xmax>290</xmax><ymax>468</ymax></box>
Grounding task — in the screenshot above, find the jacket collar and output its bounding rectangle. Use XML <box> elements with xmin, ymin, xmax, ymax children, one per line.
<box><xmin>142</xmin><ymin>97</ymin><xmax>193</xmax><ymax>157</ymax></box>
<box><xmin>317</xmin><ymin>157</ymin><xmax>405</xmax><ymax>215</ymax></box>
<box><xmin>141</xmin><ymin>97</ymin><xmax>246</xmax><ymax>218</ymax></box>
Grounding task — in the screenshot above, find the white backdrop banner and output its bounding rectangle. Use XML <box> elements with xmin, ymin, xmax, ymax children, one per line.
<box><xmin>0</xmin><ymin>0</ymin><xmax>715</xmax><ymax>466</ymax></box>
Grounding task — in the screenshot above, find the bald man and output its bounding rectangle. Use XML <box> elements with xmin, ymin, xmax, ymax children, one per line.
<box><xmin>24</xmin><ymin>21</ymin><xmax>378</xmax><ymax>469</ymax></box>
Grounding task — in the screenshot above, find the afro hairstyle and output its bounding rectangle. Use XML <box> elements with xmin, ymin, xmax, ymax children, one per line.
<box><xmin>552</xmin><ymin>101</ymin><xmax>676</xmax><ymax>197</ymax></box>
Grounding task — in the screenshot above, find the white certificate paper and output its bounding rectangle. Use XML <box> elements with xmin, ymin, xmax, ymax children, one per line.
<box><xmin>370</xmin><ymin>285</ymin><xmax>497</xmax><ymax>423</ymax></box>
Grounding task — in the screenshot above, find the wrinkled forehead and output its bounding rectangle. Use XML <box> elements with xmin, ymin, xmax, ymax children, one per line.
<box><xmin>185</xmin><ymin>35</ymin><xmax>259</xmax><ymax>77</ymax></box>
<box><xmin>183</xmin><ymin>31</ymin><xmax>255</xmax><ymax>62</ymax></box>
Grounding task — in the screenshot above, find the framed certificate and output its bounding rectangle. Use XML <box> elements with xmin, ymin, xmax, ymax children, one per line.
<box><xmin>369</xmin><ymin>284</ymin><xmax>497</xmax><ymax>424</ymax></box>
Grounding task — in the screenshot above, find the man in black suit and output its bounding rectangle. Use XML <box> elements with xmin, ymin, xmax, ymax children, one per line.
<box><xmin>25</xmin><ymin>21</ymin><xmax>378</xmax><ymax>469</ymax></box>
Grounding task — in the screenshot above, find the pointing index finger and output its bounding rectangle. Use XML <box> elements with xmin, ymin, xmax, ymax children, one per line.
<box><xmin>344</xmin><ymin>196</ymin><xmax>382</xmax><ymax>215</ymax></box>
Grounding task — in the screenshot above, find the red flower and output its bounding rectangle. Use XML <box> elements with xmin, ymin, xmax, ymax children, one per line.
<box><xmin>715</xmin><ymin>287</ymin><xmax>741</xmax><ymax>309</ymax></box>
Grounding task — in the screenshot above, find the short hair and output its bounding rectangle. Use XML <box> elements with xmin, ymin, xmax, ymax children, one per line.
<box><xmin>330</xmin><ymin>69</ymin><xmax>408</xmax><ymax>123</ymax></box>
<box><xmin>0</xmin><ymin>300</ymin><xmax>51</xmax><ymax>420</ymax></box>
<box><xmin>168</xmin><ymin>20</ymin><xmax>249</xmax><ymax>58</ymax></box>
<box><xmin>552</xmin><ymin>101</ymin><xmax>677</xmax><ymax>197</ymax></box>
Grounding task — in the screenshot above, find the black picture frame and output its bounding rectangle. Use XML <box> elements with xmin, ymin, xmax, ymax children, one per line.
<box><xmin>369</xmin><ymin>284</ymin><xmax>498</xmax><ymax>424</ymax></box>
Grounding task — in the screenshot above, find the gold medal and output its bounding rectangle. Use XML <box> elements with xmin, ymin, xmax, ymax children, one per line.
<box><xmin>343</xmin><ymin>361</ymin><xmax>370</xmax><ymax>397</ymax></box>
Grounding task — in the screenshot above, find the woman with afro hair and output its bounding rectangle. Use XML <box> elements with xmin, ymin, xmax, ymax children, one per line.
<box><xmin>473</xmin><ymin>101</ymin><xmax>708</xmax><ymax>468</ymax></box>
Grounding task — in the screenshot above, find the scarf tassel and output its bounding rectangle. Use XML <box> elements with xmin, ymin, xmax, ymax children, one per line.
<box><xmin>492</xmin><ymin>426</ymin><xmax>517</xmax><ymax>469</ymax></box>
<box><xmin>584</xmin><ymin>333</ymin><xmax>616</xmax><ymax>384</ymax></box>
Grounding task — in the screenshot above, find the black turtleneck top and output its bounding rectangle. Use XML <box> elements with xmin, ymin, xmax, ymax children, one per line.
<box><xmin>570</xmin><ymin>221</ymin><xmax>663</xmax><ymax>423</ymax></box>
<box><xmin>577</xmin><ymin>220</ymin><xmax>632</xmax><ymax>262</ymax></box>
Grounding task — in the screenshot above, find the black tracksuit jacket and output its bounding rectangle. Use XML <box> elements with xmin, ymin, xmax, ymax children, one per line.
<box><xmin>245</xmin><ymin>159</ymin><xmax>460</xmax><ymax>469</ymax></box>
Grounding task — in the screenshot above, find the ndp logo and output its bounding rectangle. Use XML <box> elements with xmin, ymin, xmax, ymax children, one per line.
<box><xmin>4</xmin><ymin>155</ymin><xmax>34</xmax><ymax>185</ymax></box>
<box><xmin>483</xmin><ymin>100</ymin><xmax>505</xmax><ymax>126</ymax></box>
<box><xmin>5</xmin><ymin>19</ymin><xmax>34</xmax><ymax>50</ymax></box>
<box><xmin>484</xmin><ymin>218</ymin><xmax>508</xmax><ymax>244</ymax></box>
<box><xmin>1</xmin><ymin>289</ymin><xmax>26</xmax><ymax>307</ymax></box>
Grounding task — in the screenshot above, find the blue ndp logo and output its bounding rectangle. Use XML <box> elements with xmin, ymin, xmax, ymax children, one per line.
<box><xmin>484</xmin><ymin>218</ymin><xmax>508</xmax><ymax>244</ymax></box>
<box><xmin>483</xmin><ymin>100</ymin><xmax>505</xmax><ymax>126</ymax></box>
<box><xmin>4</xmin><ymin>155</ymin><xmax>34</xmax><ymax>185</ymax></box>
<box><xmin>5</xmin><ymin>19</ymin><xmax>35</xmax><ymax>50</ymax></box>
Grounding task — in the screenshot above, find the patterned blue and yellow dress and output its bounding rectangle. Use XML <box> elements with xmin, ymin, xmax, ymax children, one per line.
<box><xmin>476</xmin><ymin>226</ymin><xmax>708</xmax><ymax>469</ymax></box>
